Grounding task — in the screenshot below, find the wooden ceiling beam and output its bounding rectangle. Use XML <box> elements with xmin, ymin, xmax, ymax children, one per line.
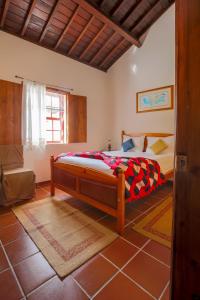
<box><xmin>67</xmin><ymin>15</ymin><xmax>94</xmax><ymax>56</ymax></box>
<box><xmin>130</xmin><ymin>0</ymin><xmax>160</xmax><ymax>32</ymax></box>
<box><xmin>105</xmin><ymin>42</ymin><xmax>131</xmax><ymax>70</ymax></box>
<box><xmin>99</xmin><ymin>37</ymin><xmax>124</xmax><ymax>67</ymax></box>
<box><xmin>79</xmin><ymin>23</ymin><xmax>106</xmax><ymax>59</ymax></box>
<box><xmin>120</xmin><ymin>0</ymin><xmax>143</xmax><ymax>25</ymax></box>
<box><xmin>73</xmin><ymin>0</ymin><xmax>141</xmax><ymax>47</ymax></box>
<box><xmin>110</xmin><ymin>0</ymin><xmax>124</xmax><ymax>16</ymax></box>
<box><xmin>0</xmin><ymin>0</ymin><xmax>175</xmax><ymax>72</ymax></box>
<box><xmin>21</xmin><ymin>0</ymin><xmax>37</xmax><ymax>36</ymax></box>
<box><xmin>89</xmin><ymin>31</ymin><xmax>116</xmax><ymax>64</ymax></box>
<box><xmin>39</xmin><ymin>0</ymin><xmax>61</xmax><ymax>43</ymax></box>
<box><xmin>138</xmin><ymin>2</ymin><xmax>173</xmax><ymax>38</ymax></box>
<box><xmin>0</xmin><ymin>0</ymin><xmax>10</xmax><ymax>28</ymax></box>
<box><xmin>54</xmin><ymin>5</ymin><xmax>80</xmax><ymax>50</ymax></box>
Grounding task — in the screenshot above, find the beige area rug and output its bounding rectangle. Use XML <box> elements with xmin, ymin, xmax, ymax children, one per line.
<box><xmin>132</xmin><ymin>196</ymin><xmax>172</xmax><ymax>248</ymax></box>
<box><xmin>12</xmin><ymin>197</ymin><xmax>117</xmax><ymax>277</ymax></box>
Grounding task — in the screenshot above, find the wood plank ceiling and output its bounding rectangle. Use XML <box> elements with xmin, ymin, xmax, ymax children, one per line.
<box><xmin>0</xmin><ymin>0</ymin><xmax>174</xmax><ymax>71</ymax></box>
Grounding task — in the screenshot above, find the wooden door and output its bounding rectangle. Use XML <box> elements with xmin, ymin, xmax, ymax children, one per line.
<box><xmin>172</xmin><ymin>1</ymin><xmax>200</xmax><ymax>299</ymax></box>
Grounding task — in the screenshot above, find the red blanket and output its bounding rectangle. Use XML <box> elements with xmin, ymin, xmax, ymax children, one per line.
<box><xmin>56</xmin><ymin>151</ymin><xmax>165</xmax><ymax>202</ymax></box>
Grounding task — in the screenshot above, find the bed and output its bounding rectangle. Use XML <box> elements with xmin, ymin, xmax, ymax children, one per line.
<box><xmin>50</xmin><ymin>131</ymin><xmax>174</xmax><ymax>234</ymax></box>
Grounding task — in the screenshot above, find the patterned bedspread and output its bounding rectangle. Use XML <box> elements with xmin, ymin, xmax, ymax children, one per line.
<box><xmin>56</xmin><ymin>151</ymin><xmax>165</xmax><ymax>202</ymax></box>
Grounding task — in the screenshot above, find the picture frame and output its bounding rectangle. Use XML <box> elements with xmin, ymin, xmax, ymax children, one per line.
<box><xmin>136</xmin><ymin>85</ymin><xmax>174</xmax><ymax>113</ymax></box>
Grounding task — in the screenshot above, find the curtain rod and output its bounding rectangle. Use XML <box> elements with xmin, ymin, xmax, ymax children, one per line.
<box><xmin>15</xmin><ymin>75</ymin><xmax>74</xmax><ymax>92</ymax></box>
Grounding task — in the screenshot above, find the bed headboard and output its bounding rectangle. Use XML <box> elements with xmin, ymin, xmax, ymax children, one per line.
<box><xmin>121</xmin><ymin>130</ymin><xmax>174</xmax><ymax>152</ymax></box>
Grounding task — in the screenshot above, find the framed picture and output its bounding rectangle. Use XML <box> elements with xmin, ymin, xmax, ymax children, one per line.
<box><xmin>136</xmin><ymin>85</ymin><xmax>174</xmax><ymax>113</ymax></box>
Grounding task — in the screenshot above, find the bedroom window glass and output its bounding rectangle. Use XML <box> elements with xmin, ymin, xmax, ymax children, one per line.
<box><xmin>45</xmin><ymin>91</ymin><xmax>66</xmax><ymax>143</ymax></box>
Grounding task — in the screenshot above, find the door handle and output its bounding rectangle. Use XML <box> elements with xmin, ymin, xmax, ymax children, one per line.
<box><xmin>176</xmin><ymin>155</ymin><xmax>188</xmax><ymax>172</ymax></box>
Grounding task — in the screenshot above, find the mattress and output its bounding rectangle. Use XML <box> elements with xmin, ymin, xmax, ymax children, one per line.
<box><xmin>57</xmin><ymin>151</ymin><xmax>174</xmax><ymax>175</ymax></box>
<box><xmin>103</xmin><ymin>151</ymin><xmax>174</xmax><ymax>174</ymax></box>
<box><xmin>58</xmin><ymin>156</ymin><xmax>113</xmax><ymax>175</ymax></box>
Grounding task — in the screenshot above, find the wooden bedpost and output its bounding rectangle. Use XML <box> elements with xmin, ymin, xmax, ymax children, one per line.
<box><xmin>143</xmin><ymin>136</ymin><xmax>148</xmax><ymax>152</ymax></box>
<box><xmin>117</xmin><ymin>170</ymin><xmax>125</xmax><ymax>235</ymax></box>
<box><xmin>121</xmin><ymin>130</ymin><xmax>125</xmax><ymax>144</ymax></box>
<box><xmin>50</xmin><ymin>155</ymin><xmax>55</xmax><ymax>196</ymax></box>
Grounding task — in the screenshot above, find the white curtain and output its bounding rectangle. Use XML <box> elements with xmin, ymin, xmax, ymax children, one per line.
<box><xmin>22</xmin><ymin>81</ymin><xmax>46</xmax><ymax>150</ymax></box>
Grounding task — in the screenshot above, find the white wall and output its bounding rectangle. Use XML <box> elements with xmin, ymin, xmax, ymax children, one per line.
<box><xmin>107</xmin><ymin>5</ymin><xmax>175</xmax><ymax>149</ymax></box>
<box><xmin>0</xmin><ymin>31</ymin><xmax>111</xmax><ymax>182</ymax></box>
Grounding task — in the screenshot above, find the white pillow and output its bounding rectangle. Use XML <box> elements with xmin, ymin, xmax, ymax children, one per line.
<box><xmin>121</xmin><ymin>136</ymin><xmax>145</xmax><ymax>152</ymax></box>
<box><xmin>146</xmin><ymin>136</ymin><xmax>175</xmax><ymax>154</ymax></box>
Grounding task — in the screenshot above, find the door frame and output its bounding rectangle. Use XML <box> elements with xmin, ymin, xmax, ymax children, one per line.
<box><xmin>172</xmin><ymin>1</ymin><xmax>200</xmax><ymax>299</ymax></box>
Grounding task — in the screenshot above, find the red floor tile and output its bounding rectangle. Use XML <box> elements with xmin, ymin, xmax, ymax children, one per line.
<box><xmin>14</xmin><ymin>252</ymin><xmax>55</xmax><ymax>294</ymax></box>
<box><xmin>102</xmin><ymin>238</ymin><xmax>138</xmax><ymax>268</ymax></box>
<box><xmin>161</xmin><ymin>285</ymin><xmax>170</xmax><ymax>300</ymax></box>
<box><xmin>36</xmin><ymin>182</ymin><xmax>50</xmax><ymax>189</ymax></box>
<box><xmin>125</xmin><ymin>205</ymin><xmax>142</xmax><ymax>221</ymax></box>
<box><xmin>0</xmin><ymin>269</ymin><xmax>22</xmax><ymax>300</ymax></box>
<box><xmin>123</xmin><ymin>251</ymin><xmax>170</xmax><ymax>298</ymax></box>
<box><xmin>0</xmin><ymin>212</ymin><xmax>18</xmax><ymax>228</ymax></box>
<box><xmin>132</xmin><ymin>186</ymin><xmax>172</xmax><ymax>212</ymax></box>
<box><xmin>0</xmin><ymin>222</ymin><xmax>26</xmax><ymax>245</ymax></box>
<box><xmin>98</xmin><ymin>215</ymin><xmax>129</xmax><ymax>232</ymax></box>
<box><xmin>66</xmin><ymin>197</ymin><xmax>91</xmax><ymax>211</ymax></box>
<box><xmin>0</xmin><ymin>246</ymin><xmax>9</xmax><ymax>272</ymax></box>
<box><xmin>135</xmin><ymin>200</ymin><xmax>172</xmax><ymax>224</ymax></box>
<box><xmin>122</xmin><ymin>228</ymin><xmax>149</xmax><ymax>248</ymax></box>
<box><xmin>158</xmin><ymin>186</ymin><xmax>173</xmax><ymax>197</ymax></box>
<box><xmin>143</xmin><ymin>240</ymin><xmax>171</xmax><ymax>266</ymax></box>
<box><xmin>0</xmin><ymin>207</ymin><xmax>12</xmax><ymax>215</ymax></box>
<box><xmin>131</xmin><ymin>212</ymin><xmax>151</xmax><ymax>224</ymax></box>
<box><xmin>0</xmin><ymin>185</ymin><xmax>172</xmax><ymax>299</ymax></box>
<box><xmin>5</xmin><ymin>235</ymin><xmax>39</xmax><ymax>265</ymax></box>
<box><xmin>94</xmin><ymin>273</ymin><xmax>153</xmax><ymax>300</ymax></box>
<box><xmin>28</xmin><ymin>276</ymin><xmax>89</xmax><ymax>300</ymax></box>
<box><xmin>146</xmin><ymin>194</ymin><xmax>164</xmax><ymax>205</ymax></box>
<box><xmin>134</xmin><ymin>201</ymin><xmax>152</xmax><ymax>212</ymax></box>
<box><xmin>98</xmin><ymin>215</ymin><xmax>118</xmax><ymax>231</ymax></box>
<box><xmin>34</xmin><ymin>188</ymin><xmax>50</xmax><ymax>200</ymax></box>
<box><xmin>82</xmin><ymin>207</ymin><xmax>106</xmax><ymax>221</ymax></box>
<box><xmin>72</xmin><ymin>254</ymin><xmax>117</xmax><ymax>297</ymax></box>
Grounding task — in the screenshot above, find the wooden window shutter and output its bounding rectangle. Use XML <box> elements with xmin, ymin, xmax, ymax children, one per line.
<box><xmin>67</xmin><ymin>94</ymin><xmax>87</xmax><ymax>143</ymax></box>
<box><xmin>0</xmin><ymin>79</ymin><xmax>22</xmax><ymax>145</ymax></box>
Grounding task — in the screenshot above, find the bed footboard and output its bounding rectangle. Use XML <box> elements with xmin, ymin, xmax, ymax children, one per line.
<box><xmin>50</xmin><ymin>156</ymin><xmax>125</xmax><ymax>234</ymax></box>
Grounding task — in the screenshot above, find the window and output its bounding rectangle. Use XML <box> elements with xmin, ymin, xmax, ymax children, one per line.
<box><xmin>45</xmin><ymin>90</ymin><xmax>66</xmax><ymax>143</ymax></box>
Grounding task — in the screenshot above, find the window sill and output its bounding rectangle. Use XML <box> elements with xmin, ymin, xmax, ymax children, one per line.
<box><xmin>46</xmin><ymin>143</ymin><xmax>67</xmax><ymax>145</ymax></box>
<box><xmin>46</xmin><ymin>142</ymin><xmax>87</xmax><ymax>146</ymax></box>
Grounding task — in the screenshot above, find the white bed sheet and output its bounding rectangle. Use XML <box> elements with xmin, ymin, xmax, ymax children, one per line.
<box><xmin>58</xmin><ymin>156</ymin><xmax>113</xmax><ymax>175</ymax></box>
<box><xmin>57</xmin><ymin>151</ymin><xmax>174</xmax><ymax>175</ymax></box>
<box><xmin>103</xmin><ymin>151</ymin><xmax>174</xmax><ymax>174</ymax></box>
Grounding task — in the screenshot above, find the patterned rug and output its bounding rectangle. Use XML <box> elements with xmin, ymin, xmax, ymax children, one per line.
<box><xmin>132</xmin><ymin>196</ymin><xmax>172</xmax><ymax>248</ymax></box>
<box><xmin>12</xmin><ymin>197</ymin><xmax>117</xmax><ymax>277</ymax></box>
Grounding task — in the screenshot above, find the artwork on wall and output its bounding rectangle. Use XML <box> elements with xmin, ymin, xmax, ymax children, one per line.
<box><xmin>136</xmin><ymin>85</ymin><xmax>174</xmax><ymax>113</ymax></box>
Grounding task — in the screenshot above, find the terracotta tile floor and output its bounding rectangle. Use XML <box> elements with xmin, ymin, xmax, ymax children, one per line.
<box><xmin>0</xmin><ymin>182</ymin><xmax>172</xmax><ymax>300</ymax></box>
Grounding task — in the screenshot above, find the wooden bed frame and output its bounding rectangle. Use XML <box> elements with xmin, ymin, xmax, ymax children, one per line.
<box><xmin>50</xmin><ymin>131</ymin><xmax>174</xmax><ymax>234</ymax></box>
